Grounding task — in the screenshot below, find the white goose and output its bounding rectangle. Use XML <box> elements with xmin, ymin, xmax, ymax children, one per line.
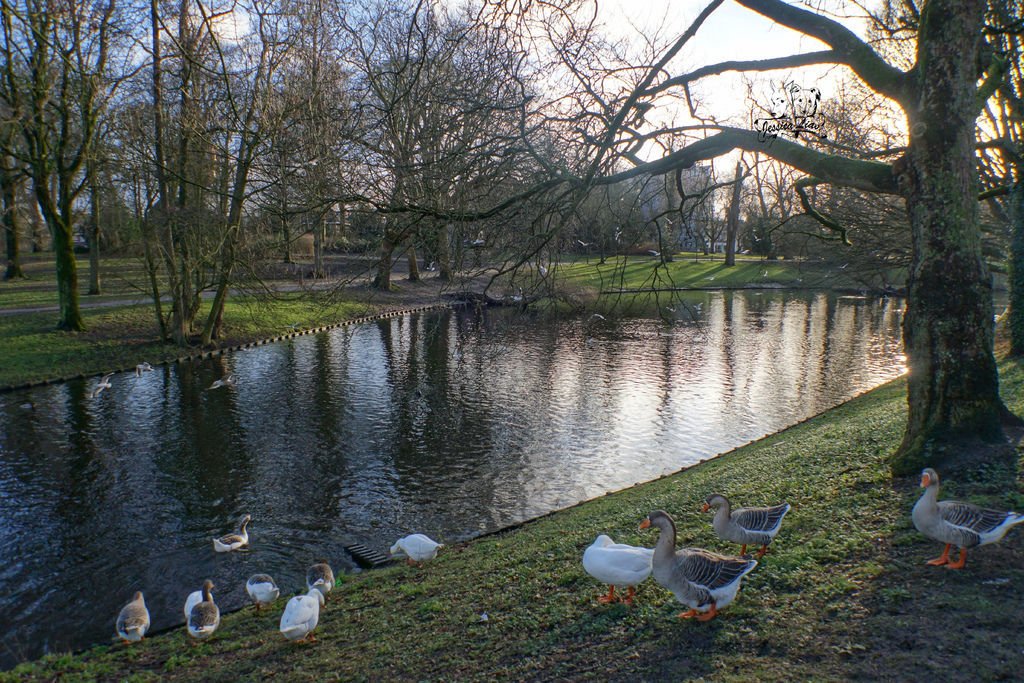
<box><xmin>280</xmin><ymin>588</ymin><xmax>324</xmax><ymax>642</ymax></box>
<box><xmin>212</xmin><ymin>514</ymin><xmax>251</xmax><ymax>552</ymax></box>
<box><xmin>135</xmin><ymin>362</ymin><xmax>153</xmax><ymax>377</ymax></box>
<box><xmin>582</xmin><ymin>534</ymin><xmax>653</xmax><ymax>605</ymax></box>
<box><xmin>640</xmin><ymin>510</ymin><xmax>758</xmax><ymax>621</ymax></box>
<box><xmin>246</xmin><ymin>574</ymin><xmax>280</xmax><ymax>610</ymax></box>
<box><xmin>115</xmin><ymin>591</ymin><xmax>150</xmax><ymax>643</ymax></box>
<box><xmin>390</xmin><ymin>534</ymin><xmax>444</xmax><ymax>565</ymax></box>
<box><xmin>912</xmin><ymin>467</ymin><xmax>1024</xmax><ymax>569</ymax></box>
<box><xmin>187</xmin><ymin>580</ymin><xmax>220</xmax><ymax>640</ymax></box>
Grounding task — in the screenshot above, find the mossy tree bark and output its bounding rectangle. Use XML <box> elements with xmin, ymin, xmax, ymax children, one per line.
<box><xmin>1</xmin><ymin>153</ymin><xmax>24</xmax><ymax>280</ymax></box>
<box><xmin>1010</xmin><ymin>183</ymin><xmax>1024</xmax><ymax>356</ymax></box>
<box><xmin>891</xmin><ymin>0</ymin><xmax>1003</xmax><ymax>473</ymax></box>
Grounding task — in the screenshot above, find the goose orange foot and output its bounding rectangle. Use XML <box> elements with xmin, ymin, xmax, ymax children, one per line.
<box><xmin>623</xmin><ymin>587</ymin><xmax>636</xmax><ymax>606</ymax></box>
<box><xmin>677</xmin><ymin>609</ymin><xmax>700</xmax><ymax>619</ymax></box>
<box><xmin>945</xmin><ymin>549</ymin><xmax>967</xmax><ymax>570</ymax></box>
<box><xmin>598</xmin><ymin>586</ymin><xmax>617</xmax><ymax>604</ymax></box>
<box><xmin>756</xmin><ymin>545</ymin><xmax>770</xmax><ymax>559</ymax></box>
<box><xmin>696</xmin><ymin>604</ymin><xmax>718</xmax><ymax>622</ymax></box>
<box><xmin>926</xmin><ymin>543</ymin><xmax>952</xmax><ymax>566</ymax></box>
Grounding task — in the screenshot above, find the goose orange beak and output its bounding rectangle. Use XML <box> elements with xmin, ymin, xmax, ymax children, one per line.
<box><xmin>639</xmin><ymin>518</ymin><xmax>651</xmax><ymax>530</ymax></box>
<box><xmin>701</xmin><ymin>503</ymin><xmax>710</xmax><ymax>512</ymax></box>
<box><xmin>920</xmin><ymin>473</ymin><xmax>931</xmax><ymax>487</ymax></box>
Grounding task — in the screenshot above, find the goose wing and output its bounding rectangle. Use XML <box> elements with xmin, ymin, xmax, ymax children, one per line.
<box><xmin>937</xmin><ymin>500</ymin><xmax>1013</xmax><ymax>543</ymax></box>
<box><xmin>189</xmin><ymin>602</ymin><xmax>220</xmax><ymax>632</ymax></box>
<box><xmin>733</xmin><ymin>503</ymin><xmax>790</xmax><ymax>533</ymax></box>
<box><xmin>117</xmin><ymin>605</ymin><xmax>149</xmax><ymax>633</ymax></box>
<box><xmin>675</xmin><ymin>548</ymin><xmax>757</xmax><ymax>590</ymax></box>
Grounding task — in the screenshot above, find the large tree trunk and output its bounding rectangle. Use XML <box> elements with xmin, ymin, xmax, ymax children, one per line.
<box><xmin>893</xmin><ymin>0</ymin><xmax>1003</xmax><ymax>473</ymax></box>
<box><xmin>50</xmin><ymin>215</ymin><xmax>85</xmax><ymax>331</ymax></box>
<box><xmin>373</xmin><ymin>228</ymin><xmax>397</xmax><ymax>290</ymax></box>
<box><xmin>407</xmin><ymin>242</ymin><xmax>420</xmax><ymax>281</ymax></box>
<box><xmin>724</xmin><ymin>160</ymin><xmax>743</xmax><ymax>267</ymax></box>
<box><xmin>1009</xmin><ymin>182</ymin><xmax>1024</xmax><ymax>356</ymax></box>
<box><xmin>2</xmin><ymin>155</ymin><xmax>24</xmax><ymax>280</ymax></box>
<box><xmin>87</xmin><ymin>158</ymin><xmax>101</xmax><ymax>295</ymax></box>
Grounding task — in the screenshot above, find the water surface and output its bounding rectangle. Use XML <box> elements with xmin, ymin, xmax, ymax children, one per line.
<box><xmin>0</xmin><ymin>290</ymin><xmax>905</xmax><ymax>666</ymax></box>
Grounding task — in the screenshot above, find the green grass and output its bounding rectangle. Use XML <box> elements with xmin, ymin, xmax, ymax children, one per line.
<box><xmin>5</xmin><ymin>361</ymin><xmax>1022</xmax><ymax>682</ymax></box>
<box><xmin>558</xmin><ymin>256</ymin><xmax>871</xmax><ymax>294</ymax></box>
<box><xmin>0</xmin><ymin>295</ymin><xmax>369</xmax><ymax>388</ymax></box>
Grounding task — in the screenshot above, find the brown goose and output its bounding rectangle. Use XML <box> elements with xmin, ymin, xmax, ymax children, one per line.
<box><xmin>702</xmin><ymin>494</ymin><xmax>791</xmax><ymax>558</ymax></box>
<box><xmin>212</xmin><ymin>514</ymin><xmax>251</xmax><ymax>552</ymax></box>
<box><xmin>115</xmin><ymin>591</ymin><xmax>150</xmax><ymax>643</ymax></box>
<box><xmin>911</xmin><ymin>468</ymin><xmax>1024</xmax><ymax>569</ymax></box>
<box><xmin>187</xmin><ymin>580</ymin><xmax>220</xmax><ymax>640</ymax></box>
<box><xmin>640</xmin><ymin>510</ymin><xmax>758</xmax><ymax>621</ymax></box>
<box><xmin>306</xmin><ymin>561</ymin><xmax>335</xmax><ymax>601</ymax></box>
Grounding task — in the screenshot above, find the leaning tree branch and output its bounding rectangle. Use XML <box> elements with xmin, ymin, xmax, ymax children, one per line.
<box><xmin>642</xmin><ymin>51</ymin><xmax>840</xmax><ymax>98</ymax></box>
<box><xmin>735</xmin><ymin>0</ymin><xmax>909</xmax><ymax>105</ymax></box>
<box><xmin>596</xmin><ymin>126</ymin><xmax>898</xmax><ymax>195</ymax></box>
<box><xmin>794</xmin><ymin>176</ymin><xmax>850</xmax><ymax>244</ymax></box>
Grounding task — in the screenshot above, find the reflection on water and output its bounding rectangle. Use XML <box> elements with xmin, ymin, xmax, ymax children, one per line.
<box><xmin>0</xmin><ymin>291</ymin><xmax>905</xmax><ymax>666</ymax></box>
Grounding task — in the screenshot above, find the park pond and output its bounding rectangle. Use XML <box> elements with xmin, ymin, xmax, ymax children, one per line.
<box><xmin>0</xmin><ymin>290</ymin><xmax>905</xmax><ymax>667</ymax></box>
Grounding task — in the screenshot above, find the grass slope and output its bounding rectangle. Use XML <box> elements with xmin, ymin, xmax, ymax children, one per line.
<box><xmin>0</xmin><ymin>296</ymin><xmax>369</xmax><ymax>388</ymax></box>
<box><xmin>6</xmin><ymin>362</ymin><xmax>1023</xmax><ymax>682</ymax></box>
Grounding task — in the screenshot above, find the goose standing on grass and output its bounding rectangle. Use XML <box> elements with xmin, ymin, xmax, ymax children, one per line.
<box><xmin>280</xmin><ymin>588</ymin><xmax>324</xmax><ymax>642</ymax></box>
<box><xmin>702</xmin><ymin>494</ymin><xmax>791</xmax><ymax>558</ymax></box>
<box><xmin>390</xmin><ymin>534</ymin><xmax>444</xmax><ymax>565</ymax></box>
<box><xmin>115</xmin><ymin>591</ymin><xmax>150</xmax><ymax>643</ymax></box>
<box><xmin>306</xmin><ymin>561</ymin><xmax>335</xmax><ymax>600</ymax></box>
<box><xmin>183</xmin><ymin>581</ymin><xmax>213</xmax><ymax>621</ymax></box>
<box><xmin>640</xmin><ymin>510</ymin><xmax>758</xmax><ymax>621</ymax></box>
<box><xmin>207</xmin><ymin>374</ymin><xmax>236</xmax><ymax>391</ymax></box>
<box><xmin>92</xmin><ymin>373</ymin><xmax>114</xmax><ymax>398</ymax></box>
<box><xmin>582</xmin><ymin>534</ymin><xmax>654</xmax><ymax>605</ymax></box>
<box><xmin>246</xmin><ymin>574</ymin><xmax>280</xmax><ymax>610</ymax></box>
<box><xmin>187</xmin><ymin>580</ymin><xmax>220</xmax><ymax>640</ymax></box>
<box><xmin>212</xmin><ymin>514</ymin><xmax>251</xmax><ymax>552</ymax></box>
<box><xmin>912</xmin><ymin>468</ymin><xmax>1024</xmax><ymax>569</ymax></box>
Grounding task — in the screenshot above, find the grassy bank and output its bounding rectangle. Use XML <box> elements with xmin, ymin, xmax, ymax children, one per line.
<box><xmin>0</xmin><ymin>295</ymin><xmax>371</xmax><ymax>389</ymax></box>
<box><xmin>558</xmin><ymin>256</ymin><xmax>889</xmax><ymax>294</ymax></box>
<box><xmin>5</xmin><ymin>361</ymin><xmax>1022</xmax><ymax>682</ymax></box>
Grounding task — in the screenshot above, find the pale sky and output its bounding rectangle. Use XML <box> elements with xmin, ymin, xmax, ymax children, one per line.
<box><xmin>597</xmin><ymin>0</ymin><xmax>870</xmax><ymax>123</ymax></box>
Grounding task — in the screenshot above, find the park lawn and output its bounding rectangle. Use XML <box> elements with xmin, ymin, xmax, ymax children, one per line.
<box><xmin>556</xmin><ymin>256</ymin><xmax>890</xmax><ymax>294</ymax></box>
<box><xmin>4</xmin><ymin>360</ymin><xmax>1022</xmax><ymax>682</ymax></box>
<box><xmin>0</xmin><ymin>295</ymin><xmax>369</xmax><ymax>388</ymax></box>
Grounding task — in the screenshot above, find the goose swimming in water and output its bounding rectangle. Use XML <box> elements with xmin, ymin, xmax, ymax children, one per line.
<box><xmin>212</xmin><ymin>514</ymin><xmax>251</xmax><ymax>552</ymax></box>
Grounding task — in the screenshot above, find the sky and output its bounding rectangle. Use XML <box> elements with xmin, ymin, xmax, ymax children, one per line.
<box><xmin>593</xmin><ymin>0</ymin><xmax>873</xmax><ymax>132</ymax></box>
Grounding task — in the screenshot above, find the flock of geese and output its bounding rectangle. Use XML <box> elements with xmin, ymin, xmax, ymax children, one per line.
<box><xmin>582</xmin><ymin>468</ymin><xmax>1023</xmax><ymax>620</ymax></box>
<box><xmin>114</xmin><ymin>519</ymin><xmax>444</xmax><ymax>645</ymax></box>
<box><xmin>114</xmin><ymin>469</ymin><xmax>1022</xmax><ymax>647</ymax></box>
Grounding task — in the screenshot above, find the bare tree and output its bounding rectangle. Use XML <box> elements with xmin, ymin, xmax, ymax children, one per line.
<box><xmin>0</xmin><ymin>0</ymin><xmax>121</xmax><ymax>328</ymax></box>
